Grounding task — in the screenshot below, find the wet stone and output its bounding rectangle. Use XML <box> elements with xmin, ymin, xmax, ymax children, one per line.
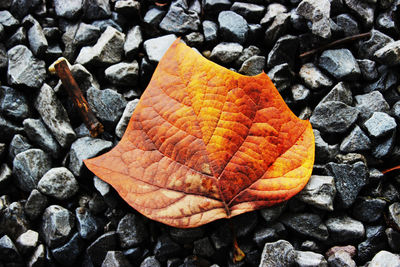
<box><xmin>218</xmin><ymin>11</ymin><xmax>248</xmax><ymax>44</ymax></box>
<box><xmin>87</xmin><ymin>87</ymin><xmax>127</xmax><ymax>129</ymax></box>
<box><xmin>325</xmin><ymin>215</ymin><xmax>364</xmax><ymax>243</ymax></box>
<box><xmin>355</xmin><ymin>91</ymin><xmax>390</xmax><ymax>121</ymax></box>
<box><xmin>124</xmin><ymin>25</ymin><xmax>142</xmax><ymax>58</ymax></box>
<box><xmin>193</xmin><ymin>237</ymin><xmax>215</xmax><ymax>258</ymax></box>
<box><xmin>15</xmin><ymin>230</ymin><xmax>38</xmax><ymax>256</ymax></box>
<box><xmin>0</xmin><ymin>235</ymin><xmax>21</xmax><ymax>263</ymax></box>
<box><xmin>75</xmin><ymin>207</ymin><xmax>100</xmax><ymax>240</ymax></box>
<box><xmin>340</xmin><ymin>125</ymin><xmax>371</xmax><ymax>153</ymax></box>
<box><xmin>52</xmin><ymin>232</ymin><xmax>84</xmax><ymax>265</ymax></box>
<box><xmin>0</xmin><ymin>86</ymin><xmax>30</xmax><ymax>121</ymax></box>
<box><xmin>0</xmin><ymin>202</ymin><xmax>30</xmax><ymax>240</ymax></box>
<box><xmin>299</xmin><ymin>63</ymin><xmax>333</xmax><ymax>90</ymax></box>
<box><xmin>267</xmin><ymin>34</ymin><xmax>298</xmax><ymax>68</ymax></box>
<box><xmin>295</xmin><ymin>251</ymin><xmax>328</xmax><ymax>267</ymax></box>
<box><xmin>326</xmin><ymin>161</ymin><xmax>368</xmax><ymax>209</ymax></box>
<box><xmin>87</xmin><ymin>231</ymin><xmax>118</xmax><ymax>266</ymax></box>
<box><xmin>38</xmin><ymin>167</ymin><xmax>79</xmax><ymax>200</ymax></box>
<box><xmin>169</xmin><ymin>227</ymin><xmax>204</xmax><ymax>244</ymax></box>
<box><xmin>280</xmin><ymin>213</ymin><xmax>329</xmax><ymax>241</ymax></box>
<box><xmin>24</xmin><ymin>189</ymin><xmax>48</xmax><ymax>220</ymax></box>
<box><xmin>374</xmin><ymin>40</ymin><xmax>400</xmax><ymax>66</ymax></box>
<box><xmin>210</xmin><ymin>42</ymin><xmax>243</xmax><ymax>65</ymax></box>
<box><xmin>230</xmin><ymin>2</ymin><xmax>265</xmax><ymax>23</ymax></box>
<box><xmin>319</xmin><ymin>49</ymin><xmax>361</xmax><ymax>80</ymax></box>
<box><xmin>352</xmin><ymin>197</ymin><xmax>386</xmax><ymax>223</ymax></box>
<box><xmin>159</xmin><ymin>2</ymin><xmax>200</xmax><ymax>34</ymax></box>
<box><xmin>310</xmin><ymin>101</ymin><xmax>359</xmax><ymax>134</ymax></box>
<box><xmin>41</xmin><ymin>205</ymin><xmax>75</xmax><ymax>248</ymax></box>
<box><xmin>369</xmin><ymin>251</ymin><xmax>400</xmax><ymax>267</ymax></box>
<box><xmin>364</xmin><ymin>112</ymin><xmax>396</xmax><ymax>138</ymax></box>
<box><xmin>357</xmin><ymin>59</ymin><xmax>378</xmax><ymax>81</ymax></box>
<box><xmin>143</xmin><ymin>34</ymin><xmax>177</xmax><ymax>63</ymax></box>
<box><xmin>13</xmin><ymin>149</ymin><xmax>52</xmax><ymax>192</ymax></box>
<box><xmin>297</xmin><ymin>175</ymin><xmax>336</xmax><ymax>211</ymax></box>
<box><xmin>153</xmin><ymin>234</ymin><xmax>181</xmax><ymax>262</ymax></box>
<box><xmin>117</xmin><ymin>213</ymin><xmax>148</xmax><ymax>248</ymax></box>
<box><xmin>239</xmin><ymin>55</ymin><xmax>265</xmax><ymax>76</ymax></box>
<box><xmin>23</xmin><ymin>118</ymin><xmax>61</xmax><ymax>157</ymax></box>
<box><xmin>259</xmin><ymin>240</ymin><xmax>295</xmax><ymax>267</ymax></box>
<box><xmin>69</xmin><ymin>137</ymin><xmax>113</xmax><ymax>177</ymax></box>
<box><xmin>7</xmin><ymin>45</ymin><xmax>46</xmax><ymax>89</ymax></box>
<box><xmin>34</xmin><ymin>83</ymin><xmax>76</xmax><ymax>148</ymax></box>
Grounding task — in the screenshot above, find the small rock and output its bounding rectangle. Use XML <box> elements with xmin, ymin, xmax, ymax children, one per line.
<box><xmin>193</xmin><ymin>237</ymin><xmax>215</xmax><ymax>258</ymax></box>
<box><xmin>218</xmin><ymin>11</ymin><xmax>249</xmax><ymax>44</ymax></box>
<box><xmin>310</xmin><ymin>101</ymin><xmax>359</xmax><ymax>134</ymax></box>
<box><xmin>6</xmin><ymin>27</ymin><xmax>27</xmax><ymax>49</ymax></box>
<box><xmin>183</xmin><ymin>32</ymin><xmax>204</xmax><ymax>47</ymax></box>
<box><xmin>24</xmin><ymin>189</ymin><xmax>48</xmax><ymax>220</ymax></box>
<box><xmin>232</xmin><ymin>212</ymin><xmax>258</xmax><ymax>237</ymax></box>
<box><xmin>267</xmin><ymin>63</ymin><xmax>294</xmax><ymax>92</ymax></box>
<box><xmin>343</xmin><ymin>0</ymin><xmax>375</xmax><ymax>26</ymax></box>
<box><xmin>124</xmin><ymin>25</ymin><xmax>142</xmax><ymax>58</ymax></box>
<box><xmin>0</xmin><ymin>163</ymin><xmax>12</xmax><ymax>187</ymax></box>
<box><xmin>159</xmin><ymin>2</ymin><xmax>200</xmax><ymax>34</ymax></box>
<box><xmin>374</xmin><ymin>40</ymin><xmax>400</xmax><ymax>66</ymax></box>
<box><xmin>202</xmin><ymin>0</ymin><xmax>231</xmax><ymax>15</ymax></box>
<box><xmin>87</xmin><ymin>87</ymin><xmax>127</xmax><ymax>129</ymax></box>
<box><xmin>0</xmin><ymin>44</ymin><xmax>6</xmax><ymax>68</ymax></box>
<box><xmin>23</xmin><ymin>118</ymin><xmax>61</xmax><ymax>157</ymax></box>
<box><xmin>117</xmin><ymin>213</ymin><xmax>148</xmax><ymax>248</ymax></box>
<box><xmin>320</xmin><ymin>82</ymin><xmax>353</xmax><ymax>106</ymax></box>
<box><xmin>16</xmin><ymin>230</ymin><xmax>38</xmax><ymax>255</ymax></box>
<box><xmin>38</xmin><ymin>167</ymin><xmax>79</xmax><ymax>200</ymax></box>
<box><xmin>75</xmin><ymin>207</ymin><xmax>100</xmax><ymax>240</ymax></box>
<box><xmin>340</xmin><ymin>125</ymin><xmax>371</xmax><ymax>153</ymax></box>
<box><xmin>169</xmin><ymin>227</ymin><xmax>204</xmax><ymax>244</ymax></box>
<box><xmin>325</xmin><ymin>245</ymin><xmax>356</xmax><ymax>258</ymax></box>
<box><xmin>8</xmin><ymin>134</ymin><xmax>32</xmax><ymax>159</ymax></box>
<box><xmin>313</xmin><ymin>129</ymin><xmax>339</xmax><ymax>162</ymax></box>
<box><xmin>267</xmin><ymin>35</ymin><xmax>298</xmax><ymax>68</ymax></box>
<box><xmin>369</xmin><ymin>250</ymin><xmax>400</xmax><ymax>267</ymax></box>
<box><xmin>13</xmin><ymin>149</ymin><xmax>52</xmax><ymax>192</ymax></box>
<box><xmin>140</xmin><ymin>256</ymin><xmax>161</xmax><ymax>267</ymax></box>
<box><xmin>259</xmin><ymin>240</ymin><xmax>295</xmax><ymax>267</ymax></box>
<box><xmin>358</xmin><ymin>29</ymin><xmax>393</xmax><ymax>59</ymax></box>
<box><xmin>114</xmin><ymin>0</ymin><xmax>140</xmax><ymax>17</ymax></box>
<box><xmin>325</xmin><ymin>215</ymin><xmax>364</xmax><ymax>243</ymax></box>
<box><xmin>364</xmin><ymin>112</ymin><xmax>396</xmax><ymax>138</ymax></box>
<box><xmin>69</xmin><ymin>64</ymin><xmax>100</xmax><ymax>93</ymax></box>
<box><xmin>235</xmin><ymin>45</ymin><xmax>260</xmax><ymax>67</ymax></box>
<box><xmin>93</xmin><ymin>176</ymin><xmax>117</xmax><ymax>208</ymax></box>
<box><xmin>41</xmin><ymin>205</ymin><xmax>75</xmax><ymax>248</ymax></box>
<box><xmin>239</xmin><ymin>55</ymin><xmax>265</xmax><ymax>76</ymax></box>
<box><xmin>253</xmin><ymin>225</ymin><xmax>281</xmax><ymax>247</ymax></box>
<box><xmin>24</xmin><ymin>15</ymin><xmax>48</xmax><ymax>56</ymax></box>
<box><xmin>51</xmin><ymin>232</ymin><xmax>84</xmax><ymax>265</ymax></box>
<box><xmin>53</xmin><ymin>0</ymin><xmax>83</xmax><ymax>19</ymax></box>
<box><xmin>0</xmin><ymin>235</ymin><xmax>21</xmax><ymax>263</ymax></box>
<box><xmin>364</xmin><ymin>66</ymin><xmax>398</xmax><ymax>93</ymax></box>
<box><xmin>376</xmin><ymin>11</ymin><xmax>398</xmax><ymax>36</ymax></box>
<box><xmin>0</xmin><ymin>202</ymin><xmax>30</xmax><ymax>240</ymax></box>
<box><xmin>210</xmin><ymin>42</ymin><xmax>243</xmax><ymax>64</ymax></box>
<box><xmin>295</xmin><ymin>251</ymin><xmax>328</xmax><ymax>267</ymax></box>
<box><xmin>153</xmin><ymin>234</ymin><xmax>181</xmax><ymax>262</ymax></box>
<box><xmin>388</xmin><ymin>202</ymin><xmax>400</xmax><ymax>230</ymax></box>
<box><xmin>105</xmin><ymin>61</ymin><xmax>139</xmax><ymax>86</ymax></box>
<box><xmin>83</xmin><ymin>0</ymin><xmax>111</xmax><ymax>20</ymax></box>
<box><xmin>264</xmin><ymin>12</ymin><xmax>291</xmax><ymax>46</ymax></box>
<box><xmin>230</xmin><ymin>2</ymin><xmax>265</xmax><ymax>23</ymax></box>
<box><xmin>386</xmin><ymin>228</ymin><xmax>400</xmax><ymax>253</ymax></box>
<box><xmin>326</xmin><ymin>161</ymin><xmax>368</xmax><ymax>208</ymax></box>
<box><xmin>392</xmin><ymin>101</ymin><xmax>400</xmax><ymax>120</ymax></box>
<box><xmin>280</xmin><ymin>213</ymin><xmax>329</xmax><ymax>241</ymax></box>
<box><xmin>336</xmin><ymin>13</ymin><xmax>359</xmax><ymax>36</ymax></box>
<box><xmin>0</xmin><ymin>10</ymin><xmax>19</xmax><ymax>30</ymax></box>
<box><xmin>357</xmin><ymin>59</ymin><xmax>378</xmax><ymax>81</ymax></box>
<box><xmin>260</xmin><ymin>202</ymin><xmax>286</xmax><ymax>223</ymax></box>
<box><xmin>102</xmin><ymin>251</ymin><xmax>133</xmax><ymax>267</ymax></box>
<box><xmin>297</xmin><ymin>175</ymin><xmax>336</xmax><ymax>211</ymax></box>
<box><xmin>291</xmin><ymin>84</ymin><xmax>311</xmax><ymax>102</ymax></box>
<box><xmin>87</xmin><ymin>231</ymin><xmax>118</xmax><ymax>266</ymax></box>
<box><xmin>75</xmin><ymin>26</ymin><xmax>125</xmax><ymax>66</ymax></box>
<box><xmin>74</xmin><ymin>22</ymin><xmax>101</xmax><ymax>47</ymax></box>
<box><xmin>319</xmin><ymin>49</ymin><xmax>360</xmax><ymax>80</ymax></box>
<box><xmin>352</xmin><ymin>197</ymin><xmax>386</xmax><ymax>223</ymax></box>
<box><xmin>35</xmin><ymin>83</ymin><xmax>76</xmax><ymax>148</ymax></box>
<box><xmin>27</xmin><ymin>244</ymin><xmax>46</xmax><ymax>267</ymax></box>
<box><xmin>0</xmin><ymin>115</ymin><xmax>23</xmax><ymax>142</ymax></box>
<box><xmin>143</xmin><ymin>7</ymin><xmax>165</xmax><ymax>27</ymax></box>
<box><xmin>354</xmin><ymin>91</ymin><xmax>390</xmax><ymax>121</ymax></box>
<box><xmin>296</xmin><ymin>0</ymin><xmax>331</xmax><ymax>38</ymax></box>
<box><xmin>143</xmin><ymin>34</ymin><xmax>177</xmax><ymax>63</ymax></box>
<box><xmin>299</xmin><ymin>63</ymin><xmax>333</xmax><ymax>90</ymax></box>
<box><xmin>0</xmin><ymin>86</ymin><xmax>31</xmax><ymax>121</ymax></box>
<box><xmin>328</xmin><ymin>251</ymin><xmax>356</xmax><ymax>267</ymax></box>
<box><xmin>261</xmin><ymin>3</ymin><xmax>288</xmax><ymax>26</ymax></box>
<box><xmin>69</xmin><ymin>137</ymin><xmax>113</xmax><ymax>177</ymax></box>
<box><xmin>7</xmin><ymin>45</ymin><xmax>46</xmax><ymax>88</ymax></box>
<box><xmin>203</xmin><ymin>20</ymin><xmax>218</xmax><ymax>44</ymax></box>
<box><xmin>358</xmin><ymin>225</ymin><xmax>388</xmax><ymax>263</ymax></box>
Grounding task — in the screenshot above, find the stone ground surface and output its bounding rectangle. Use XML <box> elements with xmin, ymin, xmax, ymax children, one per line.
<box><xmin>1</xmin><ymin>0</ymin><xmax>400</xmax><ymax>266</ymax></box>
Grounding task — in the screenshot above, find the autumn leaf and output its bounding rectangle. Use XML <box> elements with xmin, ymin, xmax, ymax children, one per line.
<box><xmin>84</xmin><ymin>39</ymin><xmax>315</xmax><ymax>228</ymax></box>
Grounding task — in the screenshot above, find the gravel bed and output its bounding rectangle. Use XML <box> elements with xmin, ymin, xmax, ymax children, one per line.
<box><xmin>1</xmin><ymin>0</ymin><xmax>400</xmax><ymax>266</ymax></box>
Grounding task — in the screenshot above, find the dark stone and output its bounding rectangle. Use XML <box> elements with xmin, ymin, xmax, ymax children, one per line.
<box><xmin>0</xmin><ymin>163</ymin><xmax>12</xmax><ymax>188</ymax></box>
<box><xmin>325</xmin><ymin>215</ymin><xmax>364</xmax><ymax>243</ymax></box>
<box><xmin>140</xmin><ymin>256</ymin><xmax>161</xmax><ymax>267</ymax></box>
<box><xmin>51</xmin><ymin>233</ymin><xmax>84</xmax><ymax>265</ymax></box>
<box><xmin>297</xmin><ymin>175</ymin><xmax>336</xmax><ymax>211</ymax></box>
<box><xmin>299</xmin><ymin>63</ymin><xmax>333</xmax><ymax>90</ymax></box>
<box><xmin>114</xmin><ymin>0</ymin><xmax>140</xmax><ymax>17</ymax></box>
<box><xmin>388</xmin><ymin>202</ymin><xmax>400</xmax><ymax>230</ymax></box>
<box><xmin>159</xmin><ymin>2</ymin><xmax>200</xmax><ymax>34</ymax></box>
<box><xmin>202</xmin><ymin>0</ymin><xmax>231</xmax><ymax>16</ymax></box>
<box><xmin>232</xmin><ymin>212</ymin><xmax>258</xmax><ymax>238</ymax></box>
<box><xmin>267</xmin><ymin>63</ymin><xmax>294</xmax><ymax>92</ymax></box>
<box><xmin>0</xmin><ymin>202</ymin><xmax>29</xmax><ymax>240</ymax></box>
<box><xmin>319</xmin><ymin>49</ymin><xmax>361</xmax><ymax>80</ymax></box>
<box><xmin>239</xmin><ymin>55</ymin><xmax>265</xmax><ymax>76</ymax></box>
<box><xmin>374</xmin><ymin>40</ymin><xmax>400</xmax><ymax>66</ymax></box>
<box><xmin>355</xmin><ymin>91</ymin><xmax>390</xmax><ymax>121</ymax></box>
<box><xmin>41</xmin><ymin>205</ymin><xmax>75</xmax><ymax>248</ymax></box>
<box><xmin>75</xmin><ymin>207</ymin><xmax>100</xmax><ymax>240</ymax></box>
<box><xmin>83</xmin><ymin>0</ymin><xmax>111</xmax><ymax>20</ymax></box>
<box><xmin>280</xmin><ymin>213</ymin><xmax>329</xmax><ymax>241</ymax></box>
<box><xmin>0</xmin><ymin>115</ymin><xmax>23</xmax><ymax>142</ymax></box>
<box><xmin>310</xmin><ymin>101</ymin><xmax>359</xmax><ymax>134</ymax></box>
<box><xmin>376</xmin><ymin>11</ymin><xmax>398</xmax><ymax>36</ymax></box>
<box><xmin>336</xmin><ymin>13</ymin><xmax>359</xmax><ymax>36</ymax></box>
<box><xmin>75</xmin><ymin>23</ymin><xmax>101</xmax><ymax>47</ymax></box>
<box><xmin>123</xmin><ymin>247</ymin><xmax>142</xmax><ymax>262</ymax></box>
<box><xmin>364</xmin><ymin>66</ymin><xmax>398</xmax><ymax>93</ymax></box>
<box><xmin>259</xmin><ymin>240</ymin><xmax>295</xmax><ymax>267</ymax></box>
<box><xmin>7</xmin><ymin>45</ymin><xmax>46</xmax><ymax>88</ymax></box>
<box><xmin>8</xmin><ymin>134</ymin><xmax>32</xmax><ymax>159</ymax></box>
<box><xmin>267</xmin><ymin>35</ymin><xmax>298</xmax><ymax>68</ymax></box>
<box><xmin>352</xmin><ymin>197</ymin><xmax>386</xmax><ymax>223</ymax></box>
<box><xmin>358</xmin><ymin>225</ymin><xmax>388</xmax><ymax>263</ymax></box>
<box><xmin>253</xmin><ymin>224</ymin><xmax>285</xmax><ymax>247</ymax></box>
<box><xmin>235</xmin><ymin>45</ymin><xmax>260</xmax><ymax>67</ymax></box>
<box><xmin>343</xmin><ymin>0</ymin><xmax>375</xmax><ymax>26</ymax></box>
<box><xmin>0</xmin><ymin>235</ymin><xmax>21</xmax><ymax>263</ymax></box>
<box><xmin>386</xmin><ymin>228</ymin><xmax>400</xmax><ymax>253</ymax></box>
<box><xmin>296</xmin><ymin>0</ymin><xmax>331</xmax><ymax>38</ymax></box>
<box><xmin>87</xmin><ymin>231</ymin><xmax>118</xmax><ymax>266</ymax></box>
<box><xmin>373</xmin><ymin>133</ymin><xmax>395</xmax><ymax>159</ymax></box>
<box><xmin>183</xmin><ymin>32</ymin><xmax>204</xmax><ymax>47</ymax></box>
<box><xmin>210</xmin><ymin>223</ymin><xmax>232</xmax><ymax>250</ymax></box>
<box><xmin>340</xmin><ymin>125</ymin><xmax>371</xmax><ymax>153</ymax></box>
<box><xmin>210</xmin><ymin>42</ymin><xmax>243</xmax><ymax>65</ymax></box>
<box><xmin>364</xmin><ymin>112</ymin><xmax>396</xmax><ymax>138</ymax></box>
<box><xmin>230</xmin><ymin>2</ymin><xmax>265</xmax><ymax>23</ymax></box>
<box><xmin>169</xmin><ymin>227</ymin><xmax>204</xmax><ymax>244</ymax></box>
<box><xmin>264</xmin><ymin>12</ymin><xmax>291</xmax><ymax>46</ymax></box>
<box><xmin>0</xmin><ymin>86</ymin><xmax>30</xmax><ymax>121</ymax></box>
<box><xmin>357</xmin><ymin>59</ymin><xmax>378</xmax><ymax>81</ymax></box>
<box><xmin>28</xmin><ymin>244</ymin><xmax>46</xmax><ymax>267</ymax></box>
<box><xmin>101</xmin><ymin>251</ymin><xmax>133</xmax><ymax>267</ymax></box>
<box><xmin>24</xmin><ymin>189</ymin><xmax>48</xmax><ymax>220</ymax></box>
<box><xmin>358</xmin><ymin>29</ymin><xmax>393</xmax><ymax>59</ymax></box>
<box><xmin>193</xmin><ymin>237</ymin><xmax>215</xmax><ymax>258</ymax></box>
<box><xmin>54</xmin><ymin>0</ymin><xmax>83</xmax><ymax>19</ymax></box>
<box><xmin>38</xmin><ymin>167</ymin><xmax>79</xmax><ymax>200</ymax></box>
<box><xmin>326</xmin><ymin>161</ymin><xmax>368</xmax><ymax>209</ymax></box>
<box><xmin>218</xmin><ymin>11</ymin><xmax>249</xmax><ymax>44</ymax></box>
<box><xmin>320</xmin><ymin>82</ymin><xmax>353</xmax><ymax>105</ymax></box>
<box><xmin>143</xmin><ymin>7</ymin><xmax>165</xmax><ymax>26</ymax></box>
<box><xmin>13</xmin><ymin>149</ymin><xmax>52</xmax><ymax>192</ymax></box>
<box><xmin>117</xmin><ymin>213</ymin><xmax>148</xmax><ymax>248</ymax></box>
<box><xmin>153</xmin><ymin>234</ymin><xmax>181</xmax><ymax>262</ymax></box>
<box><xmin>105</xmin><ymin>61</ymin><xmax>139</xmax><ymax>86</ymax></box>
<box><xmin>124</xmin><ymin>25</ymin><xmax>142</xmax><ymax>58</ymax></box>
<box><xmin>203</xmin><ymin>20</ymin><xmax>218</xmax><ymax>44</ymax></box>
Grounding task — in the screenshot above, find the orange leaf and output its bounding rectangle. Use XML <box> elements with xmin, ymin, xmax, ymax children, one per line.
<box><xmin>84</xmin><ymin>39</ymin><xmax>315</xmax><ymax>228</ymax></box>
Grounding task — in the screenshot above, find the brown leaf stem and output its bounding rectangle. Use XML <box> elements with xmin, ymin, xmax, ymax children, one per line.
<box><xmin>299</xmin><ymin>32</ymin><xmax>371</xmax><ymax>58</ymax></box>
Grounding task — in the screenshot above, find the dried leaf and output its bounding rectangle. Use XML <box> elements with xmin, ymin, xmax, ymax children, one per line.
<box><xmin>84</xmin><ymin>39</ymin><xmax>315</xmax><ymax>228</ymax></box>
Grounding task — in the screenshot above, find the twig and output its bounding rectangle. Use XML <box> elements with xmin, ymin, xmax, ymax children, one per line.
<box><xmin>49</xmin><ymin>58</ymin><xmax>104</xmax><ymax>138</ymax></box>
<box><xmin>299</xmin><ymin>32</ymin><xmax>371</xmax><ymax>58</ymax></box>
<box><xmin>382</xmin><ymin>165</ymin><xmax>400</xmax><ymax>174</ymax></box>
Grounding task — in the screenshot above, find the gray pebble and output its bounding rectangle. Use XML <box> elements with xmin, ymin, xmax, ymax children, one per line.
<box><xmin>102</xmin><ymin>251</ymin><xmax>133</xmax><ymax>267</ymax></box>
<box><xmin>51</xmin><ymin>232</ymin><xmax>84</xmax><ymax>265</ymax></box>
<box><xmin>355</xmin><ymin>91</ymin><xmax>390</xmax><ymax>121</ymax></box>
<box><xmin>264</xmin><ymin>12</ymin><xmax>291</xmax><ymax>46</ymax></box>
<box><xmin>267</xmin><ymin>63</ymin><xmax>294</xmax><ymax>92</ymax></box>
<box><xmin>357</xmin><ymin>59</ymin><xmax>378</xmax><ymax>81</ymax></box>
<box><xmin>340</xmin><ymin>125</ymin><xmax>371</xmax><ymax>153</ymax></box>
<box><xmin>368</xmin><ymin>251</ymin><xmax>400</xmax><ymax>267</ymax></box>
<box><xmin>105</xmin><ymin>61</ymin><xmax>139</xmax><ymax>86</ymax></box>
<box><xmin>325</xmin><ymin>215</ymin><xmax>364</xmax><ymax>243</ymax></box>
<box><xmin>0</xmin><ymin>86</ymin><xmax>31</xmax><ymax>121</ymax></box>
<box><xmin>230</xmin><ymin>2</ymin><xmax>265</xmax><ymax>23</ymax></box>
<box><xmin>0</xmin><ymin>202</ymin><xmax>30</xmax><ymax>240</ymax></box>
<box><xmin>9</xmin><ymin>134</ymin><xmax>32</xmax><ymax>159</ymax></box>
<box><xmin>388</xmin><ymin>202</ymin><xmax>400</xmax><ymax>230</ymax></box>
<box><xmin>352</xmin><ymin>197</ymin><xmax>386</xmax><ymax>223</ymax></box>
<box><xmin>87</xmin><ymin>231</ymin><xmax>118</xmax><ymax>266</ymax></box>
<box><xmin>291</xmin><ymin>84</ymin><xmax>311</xmax><ymax>102</ymax></box>
<box><xmin>6</xmin><ymin>27</ymin><xmax>26</xmax><ymax>49</ymax></box>
<box><xmin>54</xmin><ymin>0</ymin><xmax>83</xmax><ymax>19</ymax></box>
<box><xmin>23</xmin><ymin>15</ymin><xmax>48</xmax><ymax>56</ymax></box>
<box><xmin>320</xmin><ymin>82</ymin><xmax>353</xmax><ymax>106</ymax></box>
<box><xmin>83</xmin><ymin>0</ymin><xmax>111</xmax><ymax>20</ymax></box>
<box><xmin>280</xmin><ymin>213</ymin><xmax>329</xmax><ymax>241</ymax></box>
<box><xmin>117</xmin><ymin>213</ymin><xmax>148</xmax><ymax>248</ymax></box>
<box><xmin>374</xmin><ymin>40</ymin><xmax>400</xmax><ymax>66</ymax></box>
<box><xmin>343</xmin><ymin>0</ymin><xmax>375</xmax><ymax>26</ymax></box>
<box><xmin>143</xmin><ymin>7</ymin><xmax>165</xmax><ymax>26</ymax></box>
<box><xmin>239</xmin><ymin>55</ymin><xmax>265</xmax><ymax>76</ymax></box>
<box><xmin>41</xmin><ymin>205</ymin><xmax>75</xmax><ymax>248</ymax></box>
<box><xmin>296</xmin><ymin>0</ymin><xmax>331</xmax><ymax>38</ymax></box>
<box><xmin>267</xmin><ymin>35</ymin><xmax>298</xmax><ymax>68</ymax></box>
<box><xmin>38</xmin><ymin>167</ymin><xmax>78</xmax><ymax>200</ymax></box>
<box><xmin>328</xmin><ymin>251</ymin><xmax>356</xmax><ymax>267</ymax></box>
<box><xmin>210</xmin><ymin>42</ymin><xmax>243</xmax><ymax>64</ymax></box>
<box><xmin>75</xmin><ymin>207</ymin><xmax>100</xmax><ymax>240</ymax></box>
<box><xmin>0</xmin><ymin>234</ymin><xmax>21</xmax><ymax>263</ymax></box>
<box><xmin>115</xmin><ymin>99</ymin><xmax>139</xmax><ymax>138</ymax></box>
<box><xmin>235</xmin><ymin>45</ymin><xmax>260</xmax><ymax>67</ymax></box>
<box><xmin>336</xmin><ymin>13</ymin><xmax>359</xmax><ymax>36</ymax></box>
<box><xmin>261</xmin><ymin>3</ymin><xmax>287</xmax><ymax>26</ymax></box>
<box><xmin>259</xmin><ymin>240</ymin><xmax>295</xmax><ymax>267</ymax></box>
<box><xmin>299</xmin><ymin>63</ymin><xmax>333</xmax><ymax>90</ymax></box>
<box><xmin>124</xmin><ymin>25</ymin><xmax>142</xmax><ymax>58</ymax></box>
<box><xmin>143</xmin><ymin>34</ymin><xmax>177</xmax><ymax>63</ymax></box>
<box><xmin>364</xmin><ymin>112</ymin><xmax>396</xmax><ymax>138</ymax></box>
<box><xmin>202</xmin><ymin>20</ymin><xmax>218</xmax><ymax>44</ymax></box>
<box><xmin>358</xmin><ymin>29</ymin><xmax>393</xmax><ymax>59</ymax></box>
<box><xmin>183</xmin><ymin>32</ymin><xmax>204</xmax><ymax>47</ymax></box>
<box><xmin>218</xmin><ymin>11</ymin><xmax>248</xmax><ymax>44</ymax></box>
<box><xmin>140</xmin><ymin>256</ymin><xmax>161</xmax><ymax>267</ymax></box>
<box><xmin>314</xmin><ymin>129</ymin><xmax>339</xmax><ymax>163</ymax></box>
<box><xmin>297</xmin><ymin>175</ymin><xmax>336</xmax><ymax>211</ymax></box>
<box><xmin>24</xmin><ymin>189</ymin><xmax>48</xmax><ymax>220</ymax></box>
<box><xmin>15</xmin><ymin>230</ymin><xmax>38</xmax><ymax>256</ymax></box>
<box><xmin>159</xmin><ymin>2</ymin><xmax>200</xmax><ymax>34</ymax></box>
<box><xmin>319</xmin><ymin>49</ymin><xmax>360</xmax><ymax>80</ymax></box>
<box><xmin>260</xmin><ymin>202</ymin><xmax>286</xmax><ymax>223</ymax></box>
<box><xmin>0</xmin><ymin>115</ymin><xmax>23</xmax><ymax>142</ymax></box>
<box><xmin>295</xmin><ymin>251</ymin><xmax>328</xmax><ymax>267</ymax></box>
<box><xmin>114</xmin><ymin>0</ymin><xmax>140</xmax><ymax>17</ymax></box>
